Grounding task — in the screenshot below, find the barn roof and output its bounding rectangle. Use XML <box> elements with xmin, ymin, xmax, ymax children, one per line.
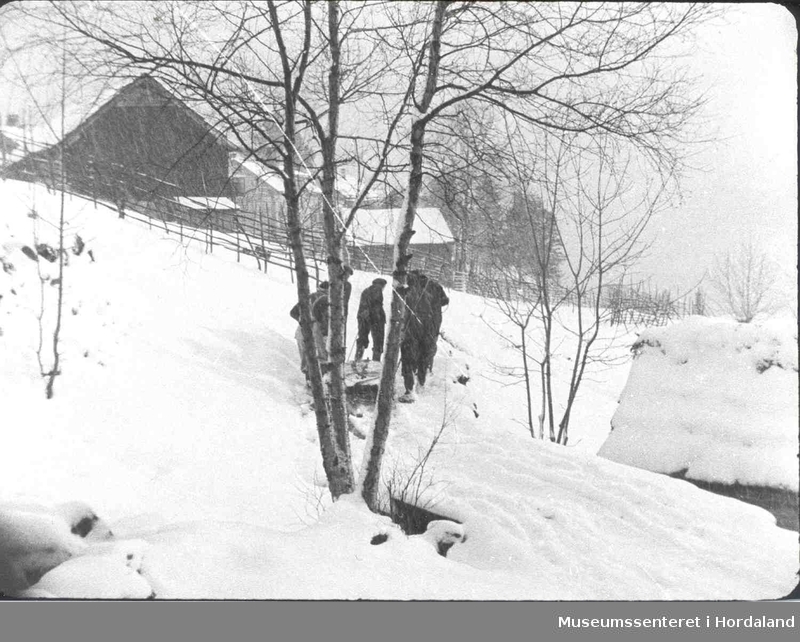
<box><xmin>58</xmin><ymin>76</ymin><xmax>235</xmax><ymax>151</ymax></box>
<box><xmin>3</xmin><ymin>76</ymin><xmax>234</xmax><ymax>176</ymax></box>
<box><xmin>349</xmin><ymin>207</ymin><xmax>454</xmax><ymax>246</ymax></box>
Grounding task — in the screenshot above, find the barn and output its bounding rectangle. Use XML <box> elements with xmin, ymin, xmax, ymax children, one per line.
<box><xmin>347</xmin><ymin>207</ymin><xmax>455</xmax><ymax>283</ymax></box>
<box><xmin>2</xmin><ymin>76</ymin><xmax>234</xmax><ymax>222</ymax></box>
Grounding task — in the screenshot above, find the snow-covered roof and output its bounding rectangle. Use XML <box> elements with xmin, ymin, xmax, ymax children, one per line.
<box><xmin>230</xmin><ymin>153</ymin><xmax>320</xmax><ymax>195</ymax></box>
<box><xmin>334</xmin><ymin>173</ymin><xmax>359</xmax><ymax>199</ymax></box>
<box><xmin>175</xmin><ymin>196</ymin><xmax>236</xmax><ymax>211</ymax></box>
<box><xmin>349</xmin><ymin>207</ymin><xmax>454</xmax><ymax>246</ymax></box>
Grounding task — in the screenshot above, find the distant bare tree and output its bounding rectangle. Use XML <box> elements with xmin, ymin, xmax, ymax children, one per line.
<box><xmin>483</xmin><ymin>126</ymin><xmax>668</xmax><ymax>445</ymax></box>
<box><xmin>711</xmin><ymin>240</ymin><xmax>778</xmax><ymax>323</ymax></box>
<box><xmin>423</xmin><ymin>105</ymin><xmax>504</xmax><ymax>277</ymax></box>
<box><xmin>6</xmin><ymin>23</ymin><xmax>70</xmax><ymax>399</ymax></box>
<box><xmin>692</xmin><ymin>287</ymin><xmax>707</xmax><ymax>316</ymax></box>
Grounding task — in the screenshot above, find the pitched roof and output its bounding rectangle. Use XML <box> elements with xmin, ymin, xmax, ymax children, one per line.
<box><xmin>349</xmin><ymin>207</ymin><xmax>454</xmax><ymax>246</ymax></box>
<box><xmin>4</xmin><ymin>77</ymin><xmax>234</xmax><ymax>174</ymax></box>
<box><xmin>58</xmin><ymin>76</ymin><xmax>235</xmax><ymax>151</ymax></box>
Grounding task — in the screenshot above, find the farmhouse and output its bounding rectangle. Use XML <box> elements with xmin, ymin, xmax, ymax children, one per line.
<box><xmin>347</xmin><ymin>207</ymin><xmax>455</xmax><ymax>282</ymax></box>
<box><xmin>2</xmin><ymin>76</ymin><xmax>234</xmax><ymax>224</ymax></box>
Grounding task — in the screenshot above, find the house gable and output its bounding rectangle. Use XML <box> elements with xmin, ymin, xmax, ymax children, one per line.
<box><xmin>3</xmin><ymin>76</ymin><xmax>233</xmax><ymax>204</ymax></box>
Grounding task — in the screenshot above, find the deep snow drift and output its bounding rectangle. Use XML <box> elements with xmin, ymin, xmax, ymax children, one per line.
<box><xmin>599</xmin><ymin>317</ymin><xmax>798</xmax><ymax>492</ymax></box>
<box><xmin>0</xmin><ymin>179</ymin><xmax>797</xmax><ymax>600</ymax></box>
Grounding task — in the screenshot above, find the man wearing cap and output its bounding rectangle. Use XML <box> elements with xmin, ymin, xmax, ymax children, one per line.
<box><xmin>355</xmin><ymin>277</ymin><xmax>387</xmax><ymax>362</ymax></box>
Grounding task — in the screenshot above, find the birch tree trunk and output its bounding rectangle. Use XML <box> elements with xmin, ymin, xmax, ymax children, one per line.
<box><xmin>362</xmin><ymin>0</ymin><xmax>448</xmax><ymax>511</ymax></box>
<box><xmin>268</xmin><ymin>0</ymin><xmax>353</xmax><ymax>499</ymax></box>
<box><xmin>319</xmin><ymin>1</ymin><xmax>355</xmax><ymax>493</ymax></box>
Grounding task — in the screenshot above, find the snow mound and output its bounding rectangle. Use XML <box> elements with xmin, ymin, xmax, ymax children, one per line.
<box><xmin>133</xmin><ymin>498</ymin><xmax>488</xmax><ymax>600</ymax></box>
<box><xmin>398</xmin><ymin>430</ymin><xmax>797</xmax><ymax>599</ymax></box>
<box><xmin>24</xmin><ymin>552</ymin><xmax>154</xmax><ymax>600</ymax></box>
<box><xmin>0</xmin><ymin>500</ymin><xmax>114</xmax><ymax>595</ymax></box>
<box><xmin>598</xmin><ymin>317</ymin><xmax>799</xmax><ymax>491</ymax></box>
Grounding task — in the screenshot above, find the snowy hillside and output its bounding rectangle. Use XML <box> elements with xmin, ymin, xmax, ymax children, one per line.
<box><xmin>0</xmin><ymin>179</ymin><xmax>797</xmax><ymax>600</ymax></box>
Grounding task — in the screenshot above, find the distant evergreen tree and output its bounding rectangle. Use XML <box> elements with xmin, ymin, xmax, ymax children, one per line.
<box><xmin>492</xmin><ymin>188</ymin><xmax>564</xmax><ymax>293</ymax></box>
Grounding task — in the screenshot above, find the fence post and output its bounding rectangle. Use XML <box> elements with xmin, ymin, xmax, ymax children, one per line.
<box><xmin>259</xmin><ymin>210</ymin><xmax>267</xmax><ymax>273</ymax></box>
<box><xmin>454</xmin><ymin>270</ymin><xmax>467</xmax><ymax>292</ymax></box>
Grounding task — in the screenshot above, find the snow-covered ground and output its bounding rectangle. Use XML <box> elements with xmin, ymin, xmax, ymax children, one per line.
<box><xmin>599</xmin><ymin>317</ymin><xmax>799</xmax><ymax>492</ymax></box>
<box><xmin>1</xmin><ymin>179</ymin><xmax>797</xmax><ymax>600</ymax></box>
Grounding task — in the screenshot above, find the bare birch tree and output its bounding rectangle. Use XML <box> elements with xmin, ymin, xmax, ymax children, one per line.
<box><xmin>710</xmin><ymin>240</ymin><xmax>778</xmax><ymax>323</ymax></box>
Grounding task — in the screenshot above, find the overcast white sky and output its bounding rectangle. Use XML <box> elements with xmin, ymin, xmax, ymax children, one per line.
<box><xmin>636</xmin><ymin>3</ymin><xmax>797</xmax><ymax>302</ymax></box>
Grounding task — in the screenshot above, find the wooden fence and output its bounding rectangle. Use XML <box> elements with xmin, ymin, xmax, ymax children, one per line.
<box><xmin>4</xmin><ymin>161</ymin><xmax>699</xmax><ymax>328</ymax></box>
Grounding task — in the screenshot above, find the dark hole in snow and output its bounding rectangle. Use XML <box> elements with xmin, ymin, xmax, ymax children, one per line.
<box><xmin>21</xmin><ymin>246</ymin><xmax>38</xmax><ymax>262</ymax></box>
<box><xmin>71</xmin><ymin>514</ymin><xmax>99</xmax><ymax>538</ymax></box>
<box><xmin>472</xmin><ymin>403</ymin><xmax>479</xmax><ymax>418</ymax></box>
<box><xmin>370</xmin><ymin>533</ymin><xmax>389</xmax><ymax>545</ymax></box>
<box><xmin>387</xmin><ymin>497</ymin><xmax>461</xmax><ymax>537</ymax></box>
<box><xmin>455</xmin><ymin>374</ymin><xmax>469</xmax><ymax>386</ymax></box>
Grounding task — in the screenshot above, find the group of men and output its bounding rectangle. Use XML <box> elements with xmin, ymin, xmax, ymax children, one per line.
<box><xmin>290</xmin><ymin>266</ymin><xmax>450</xmax><ymax>399</ymax></box>
<box><xmin>290</xmin><ymin>266</ymin><xmax>388</xmax><ymax>384</ymax></box>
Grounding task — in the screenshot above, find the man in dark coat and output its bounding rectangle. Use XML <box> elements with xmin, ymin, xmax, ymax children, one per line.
<box><xmin>399</xmin><ymin>271</ymin><xmax>449</xmax><ymax>400</ymax></box>
<box><xmin>355</xmin><ymin>278</ymin><xmax>387</xmax><ymax>361</ymax></box>
<box><xmin>290</xmin><ymin>281</ymin><xmax>329</xmax><ymax>381</ymax></box>
<box><xmin>418</xmin><ymin>271</ymin><xmax>449</xmax><ymax>373</ymax></box>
